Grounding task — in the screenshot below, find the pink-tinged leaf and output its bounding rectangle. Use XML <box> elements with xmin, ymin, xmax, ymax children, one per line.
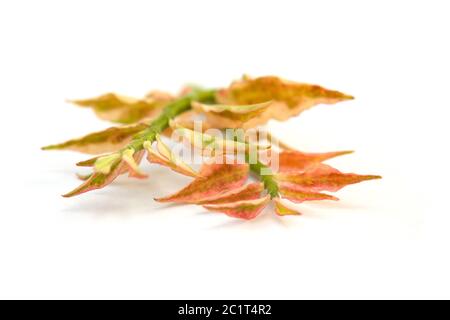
<box><xmin>276</xmin><ymin>163</ymin><xmax>382</xmax><ymax>192</ymax></box>
<box><xmin>155</xmin><ymin>163</ymin><xmax>249</xmax><ymax>204</ymax></box>
<box><xmin>276</xmin><ymin>150</ymin><xmax>353</xmax><ymax>172</ymax></box>
<box><xmin>63</xmin><ymin>150</ymin><xmax>146</xmax><ymax>197</ymax></box>
<box><xmin>279</xmin><ymin>184</ymin><xmax>338</xmax><ymax>203</ymax></box>
<box><xmin>203</xmin><ymin>195</ymin><xmax>270</xmax><ymax>220</ymax></box>
<box><xmin>198</xmin><ymin>183</ymin><xmax>264</xmax><ymax>205</ymax></box>
<box><xmin>273</xmin><ymin>198</ymin><xmax>301</xmax><ymax>216</ymax></box>
<box><xmin>63</xmin><ymin>161</ymin><xmax>126</xmax><ymax>197</ymax></box>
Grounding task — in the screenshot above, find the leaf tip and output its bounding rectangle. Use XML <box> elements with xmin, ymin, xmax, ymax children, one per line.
<box><xmin>337</xmin><ymin>150</ymin><xmax>354</xmax><ymax>156</ymax></box>
<box><xmin>61</xmin><ymin>190</ymin><xmax>76</xmax><ymax>198</ymax></box>
<box><xmin>41</xmin><ymin>145</ymin><xmax>55</xmax><ymax>151</ymax></box>
<box><xmin>344</xmin><ymin>94</ymin><xmax>355</xmax><ymax>100</ymax></box>
<box><xmin>364</xmin><ymin>175</ymin><xmax>382</xmax><ymax>181</ymax></box>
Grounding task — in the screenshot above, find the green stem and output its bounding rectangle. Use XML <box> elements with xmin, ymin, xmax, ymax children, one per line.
<box><xmin>127</xmin><ymin>88</ymin><xmax>216</xmax><ymax>151</ymax></box>
<box><xmin>249</xmin><ymin>161</ymin><xmax>280</xmax><ymax>199</ymax></box>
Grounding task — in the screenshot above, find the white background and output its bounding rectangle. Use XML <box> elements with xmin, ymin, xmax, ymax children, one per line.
<box><xmin>0</xmin><ymin>0</ymin><xmax>448</xmax><ymax>299</ymax></box>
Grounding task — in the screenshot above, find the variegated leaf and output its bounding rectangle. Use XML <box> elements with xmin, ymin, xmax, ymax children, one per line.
<box><xmin>63</xmin><ymin>150</ymin><xmax>145</xmax><ymax>197</ymax></box>
<box><xmin>155</xmin><ymin>163</ymin><xmax>249</xmax><ymax>203</ymax></box>
<box><xmin>42</xmin><ymin>123</ymin><xmax>147</xmax><ymax>155</ymax></box>
<box><xmin>198</xmin><ymin>182</ymin><xmax>264</xmax><ymax>205</ymax></box>
<box><xmin>214</xmin><ymin>75</ymin><xmax>354</xmax><ymax>128</ymax></box>
<box><xmin>203</xmin><ymin>195</ymin><xmax>270</xmax><ymax>220</ymax></box>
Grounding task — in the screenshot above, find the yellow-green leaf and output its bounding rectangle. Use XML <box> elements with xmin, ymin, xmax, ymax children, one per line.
<box><xmin>273</xmin><ymin>198</ymin><xmax>301</xmax><ymax>216</ymax></box>
<box><xmin>70</xmin><ymin>91</ymin><xmax>173</xmax><ymax>124</ymax></box>
<box><xmin>144</xmin><ymin>139</ymin><xmax>199</xmax><ymax>178</ymax></box>
<box><xmin>42</xmin><ymin>123</ymin><xmax>147</xmax><ymax>155</ymax></box>
<box><xmin>214</xmin><ymin>75</ymin><xmax>354</xmax><ymax>128</ymax></box>
<box><xmin>174</xmin><ymin>126</ymin><xmax>269</xmax><ymax>156</ymax></box>
<box><xmin>121</xmin><ymin>148</ymin><xmax>148</xmax><ymax>178</ymax></box>
<box><xmin>191</xmin><ymin>100</ymin><xmax>272</xmax><ymax>129</ymax></box>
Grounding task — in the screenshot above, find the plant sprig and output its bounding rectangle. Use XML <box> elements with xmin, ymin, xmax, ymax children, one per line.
<box><xmin>43</xmin><ymin>75</ymin><xmax>380</xmax><ymax>219</ymax></box>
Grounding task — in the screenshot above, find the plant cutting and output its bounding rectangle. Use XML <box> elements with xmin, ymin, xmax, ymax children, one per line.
<box><xmin>43</xmin><ymin>75</ymin><xmax>380</xmax><ymax>219</ymax></box>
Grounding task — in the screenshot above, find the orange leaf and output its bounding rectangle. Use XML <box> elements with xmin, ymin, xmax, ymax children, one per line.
<box><xmin>276</xmin><ymin>150</ymin><xmax>353</xmax><ymax>172</ymax></box>
<box><xmin>276</xmin><ymin>163</ymin><xmax>381</xmax><ymax>192</ymax></box>
<box><xmin>203</xmin><ymin>195</ymin><xmax>270</xmax><ymax>220</ymax></box>
<box><xmin>155</xmin><ymin>163</ymin><xmax>249</xmax><ymax>204</ymax></box>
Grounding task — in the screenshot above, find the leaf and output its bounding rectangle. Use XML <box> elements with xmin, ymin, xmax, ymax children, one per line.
<box><xmin>276</xmin><ymin>163</ymin><xmax>381</xmax><ymax>192</ymax></box>
<box><xmin>76</xmin><ymin>173</ymin><xmax>92</xmax><ymax>181</ymax></box>
<box><xmin>63</xmin><ymin>150</ymin><xmax>145</xmax><ymax>197</ymax></box>
<box><xmin>70</xmin><ymin>91</ymin><xmax>173</xmax><ymax>124</ymax></box>
<box><xmin>146</xmin><ymin>150</ymin><xmax>197</xmax><ymax>178</ymax></box>
<box><xmin>192</xmin><ymin>101</ymin><xmax>272</xmax><ymax>115</ymax></box>
<box><xmin>155</xmin><ymin>163</ymin><xmax>249</xmax><ymax>203</ymax></box>
<box><xmin>121</xmin><ymin>148</ymin><xmax>148</xmax><ymax>178</ymax></box>
<box><xmin>42</xmin><ymin>123</ymin><xmax>147</xmax><ymax>155</ymax></box>
<box><xmin>143</xmin><ymin>138</ymin><xmax>199</xmax><ymax>178</ymax></box>
<box><xmin>276</xmin><ymin>150</ymin><xmax>353</xmax><ymax>172</ymax></box>
<box><xmin>198</xmin><ymin>182</ymin><xmax>264</xmax><ymax>204</ymax></box>
<box><xmin>214</xmin><ymin>75</ymin><xmax>354</xmax><ymax>128</ymax></box>
<box><xmin>278</xmin><ymin>184</ymin><xmax>338</xmax><ymax>203</ymax></box>
<box><xmin>173</xmin><ymin>126</ymin><xmax>269</xmax><ymax>157</ymax></box>
<box><xmin>94</xmin><ymin>153</ymin><xmax>122</xmax><ymax>174</ymax></box>
<box><xmin>191</xmin><ymin>100</ymin><xmax>272</xmax><ymax>129</ymax></box>
<box><xmin>203</xmin><ymin>195</ymin><xmax>270</xmax><ymax>220</ymax></box>
<box><xmin>63</xmin><ymin>167</ymin><xmax>123</xmax><ymax>197</ymax></box>
<box><xmin>76</xmin><ymin>156</ymin><xmax>102</xmax><ymax>167</ymax></box>
<box><xmin>273</xmin><ymin>198</ymin><xmax>301</xmax><ymax>216</ymax></box>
